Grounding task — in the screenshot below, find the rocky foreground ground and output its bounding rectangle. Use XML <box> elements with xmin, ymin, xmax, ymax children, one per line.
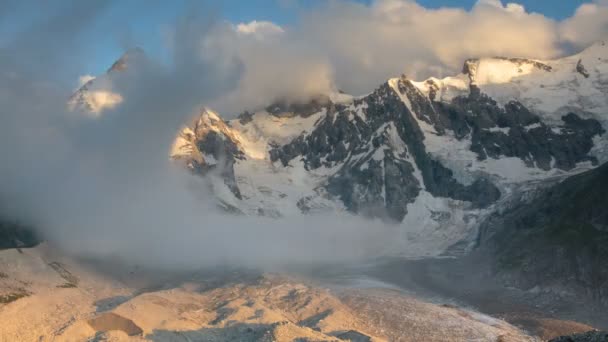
<box><xmin>0</xmin><ymin>245</ymin><xmax>603</xmax><ymax>341</ymax></box>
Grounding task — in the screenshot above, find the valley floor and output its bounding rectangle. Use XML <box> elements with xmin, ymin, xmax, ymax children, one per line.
<box><xmin>0</xmin><ymin>245</ymin><xmax>601</xmax><ymax>341</ymax></box>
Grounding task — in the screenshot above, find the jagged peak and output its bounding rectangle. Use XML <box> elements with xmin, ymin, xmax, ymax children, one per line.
<box><xmin>185</xmin><ymin>108</ymin><xmax>231</xmax><ymax>134</ymax></box>
<box><xmin>107</xmin><ymin>47</ymin><xmax>145</xmax><ymax>73</ymax></box>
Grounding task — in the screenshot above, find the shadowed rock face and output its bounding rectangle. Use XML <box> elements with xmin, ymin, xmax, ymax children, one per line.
<box><xmin>337</xmin><ymin>330</ymin><xmax>372</xmax><ymax>342</ymax></box>
<box><xmin>88</xmin><ymin>312</ymin><xmax>143</xmax><ymax>336</ymax></box>
<box><xmin>549</xmin><ymin>330</ymin><xmax>608</xmax><ymax>342</ymax></box>
<box><xmin>477</xmin><ymin>161</ymin><xmax>608</xmax><ymax>305</ymax></box>
<box><xmin>0</xmin><ymin>221</ymin><xmax>38</xmax><ymax>250</ymax></box>
<box><xmin>397</xmin><ymin>78</ymin><xmax>604</xmax><ymax>171</ymax></box>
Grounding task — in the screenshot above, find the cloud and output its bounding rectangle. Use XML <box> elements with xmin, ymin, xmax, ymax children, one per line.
<box><xmin>83</xmin><ymin>90</ymin><xmax>123</xmax><ymax>114</ymax></box>
<box><xmin>199</xmin><ymin>0</ymin><xmax>608</xmax><ymax>102</ymax></box>
<box><xmin>0</xmin><ymin>3</ymin><xmax>396</xmax><ymax>271</ymax></box>
<box><xmin>560</xmin><ymin>1</ymin><xmax>608</xmax><ymax>49</ymax></box>
<box><xmin>68</xmin><ymin>0</ymin><xmax>608</xmax><ymax>116</ymax></box>
<box><xmin>78</xmin><ymin>74</ymin><xmax>95</xmax><ymax>86</ymax></box>
<box><xmin>291</xmin><ymin>0</ymin><xmax>564</xmax><ymax>94</ymax></box>
<box><xmin>235</xmin><ymin>20</ymin><xmax>284</xmax><ymax>37</ymax></box>
<box><xmin>2</xmin><ymin>0</ymin><xmax>607</xmax><ymax>272</ymax></box>
<box><xmin>204</xmin><ymin>21</ymin><xmax>334</xmax><ymax>115</ymax></box>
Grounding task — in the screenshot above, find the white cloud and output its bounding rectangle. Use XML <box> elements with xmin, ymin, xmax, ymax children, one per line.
<box><xmin>75</xmin><ymin>1</ymin><xmax>608</xmax><ymax>115</ymax></box>
<box><xmin>85</xmin><ymin>90</ymin><xmax>123</xmax><ymax>114</ymax></box>
<box><xmin>78</xmin><ymin>74</ymin><xmax>95</xmax><ymax>86</ymax></box>
<box><xmin>235</xmin><ymin>20</ymin><xmax>284</xmax><ymax>38</ymax></box>
<box><xmin>203</xmin><ymin>21</ymin><xmax>333</xmax><ymax>115</ymax></box>
<box><xmin>204</xmin><ymin>0</ymin><xmax>608</xmax><ymax>102</ymax></box>
<box><xmin>293</xmin><ymin>0</ymin><xmax>564</xmax><ymax>94</ymax></box>
<box><xmin>560</xmin><ymin>1</ymin><xmax>608</xmax><ymax>49</ymax></box>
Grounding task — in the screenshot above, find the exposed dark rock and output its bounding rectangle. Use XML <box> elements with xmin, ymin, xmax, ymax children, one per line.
<box><xmin>266</xmin><ymin>95</ymin><xmax>332</xmax><ymax>118</ymax></box>
<box><xmin>577</xmin><ymin>59</ymin><xmax>591</xmax><ymax>78</ymax></box>
<box><xmin>48</xmin><ymin>261</ymin><xmax>79</xmax><ymax>288</ymax></box>
<box><xmin>88</xmin><ymin>312</ymin><xmax>143</xmax><ymax>336</ymax></box>
<box><xmin>499</xmin><ymin>57</ymin><xmax>553</xmax><ymax>72</ymax></box>
<box><xmin>195</xmin><ymin>130</ymin><xmax>244</xmax><ymax>199</ymax></box>
<box><xmin>336</xmin><ymin>330</ymin><xmax>372</xmax><ymax>342</ymax></box>
<box><xmin>400</xmin><ymin>76</ymin><xmax>604</xmax><ymax>172</ymax></box>
<box><xmin>0</xmin><ymin>290</ymin><xmax>30</xmax><ymax>304</ymax></box>
<box><xmin>238</xmin><ymin>111</ymin><xmax>254</xmax><ymax>125</ymax></box>
<box><xmin>272</xmin><ymin>78</ymin><xmax>501</xmax><ymax>221</ymax></box>
<box><xmin>549</xmin><ymin>330</ymin><xmax>608</xmax><ymax>342</ymax></box>
<box><xmin>107</xmin><ymin>47</ymin><xmax>144</xmax><ymax>73</ymax></box>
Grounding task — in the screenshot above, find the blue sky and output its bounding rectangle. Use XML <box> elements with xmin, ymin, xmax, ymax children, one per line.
<box><xmin>0</xmin><ymin>0</ymin><xmax>592</xmax><ymax>81</ymax></box>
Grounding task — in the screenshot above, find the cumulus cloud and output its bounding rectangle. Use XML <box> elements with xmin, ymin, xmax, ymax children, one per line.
<box><xmin>198</xmin><ymin>0</ymin><xmax>608</xmax><ymax>102</ymax></box>
<box><xmin>201</xmin><ymin>21</ymin><xmax>333</xmax><ymax>115</ymax></box>
<box><xmin>560</xmin><ymin>1</ymin><xmax>608</xmax><ymax>49</ymax></box>
<box><xmin>294</xmin><ymin>0</ymin><xmax>562</xmax><ymax>94</ymax></box>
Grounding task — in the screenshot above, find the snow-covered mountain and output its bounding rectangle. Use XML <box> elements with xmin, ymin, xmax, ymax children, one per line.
<box><xmin>72</xmin><ymin>42</ymin><xmax>608</xmax><ymax>258</ymax></box>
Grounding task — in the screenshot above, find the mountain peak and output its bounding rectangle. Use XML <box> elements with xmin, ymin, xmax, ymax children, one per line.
<box><xmin>107</xmin><ymin>47</ymin><xmax>145</xmax><ymax>73</ymax></box>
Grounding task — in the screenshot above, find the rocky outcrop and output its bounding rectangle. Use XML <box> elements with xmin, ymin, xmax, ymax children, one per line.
<box><xmin>171</xmin><ymin>110</ymin><xmax>245</xmax><ymax>199</ymax></box>
<box><xmin>576</xmin><ymin>59</ymin><xmax>590</xmax><ymax>79</ymax></box>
